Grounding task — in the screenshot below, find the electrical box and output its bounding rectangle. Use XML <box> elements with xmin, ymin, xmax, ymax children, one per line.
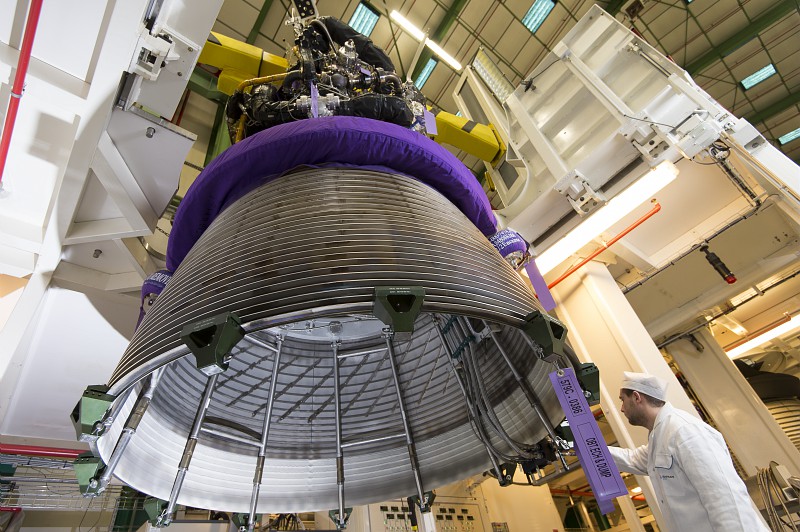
<box><xmin>368</xmin><ymin>500</ymin><xmax>488</xmax><ymax>532</ymax></box>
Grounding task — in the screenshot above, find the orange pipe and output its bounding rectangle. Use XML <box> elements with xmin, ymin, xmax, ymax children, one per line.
<box><xmin>548</xmin><ymin>200</ymin><xmax>661</xmax><ymax>290</ymax></box>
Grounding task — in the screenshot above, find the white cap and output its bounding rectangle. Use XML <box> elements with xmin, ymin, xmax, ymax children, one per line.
<box><xmin>621</xmin><ymin>371</ymin><xmax>668</xmax><ymax>401</ymax></box>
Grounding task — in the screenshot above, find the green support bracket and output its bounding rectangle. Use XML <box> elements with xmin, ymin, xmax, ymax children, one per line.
<box><xmin>181</xmin><ymin>312</ymin><xmax>245</xmax><ymax>376</ymax></box>
<box><xmin>144</xmin><ymin>497</ymin><xmax>168</xmax><ymax>526</ymax></box>
<box><xmin>408</xmin><ymin>491</ymin><xmax>436</xmax><ymax>512</ymax></box>
<box><xmin>410</xmin><ymin>0</ymin><xmax>469</xmax><ymax>80</ymax></box>
<box><xmin>373</xmin><ymin>287</ymin><xmax>425</xmax><ymax>333</ymax></box>
<box><xmin>205</xmin><ymin>102</ymin><xmax>232</xmax><ymax>166</ymax></box>
<box><xmin>74</xmin><ymin>452</ymin><xmax>105</xmax><ymax>496</ymax></box>
<box><xmin>576</xmin><ymin>362</ymin><xmax>601</xmax><ymax>405</ymax></box>
<box><xmin>0</xmin><ymin>463</ymin><xmax>17</xmax><ymax>485</ymax></box>
<box><xmin>329</xmin><ymin>507</ymin><xmax>352</xmax><ymax>527</ymax></box>
<box><xmin>70</xmin><ymin>385</ymin><xmax>116</xmax><ymax>442</ymax></box>
<box><xmin>188</xmin><ymin>68</ymin><xmax>227</xmax><ymax>103</ymax></box>
<box><xmin>521</xmin><ymin>311</ymin><xmax>568</xmax><ymax>362</ymax></box>
<box><xmin>232</xmin><ymin>513</ymin><xmax>262</xmax><ymax>528</ymax></box>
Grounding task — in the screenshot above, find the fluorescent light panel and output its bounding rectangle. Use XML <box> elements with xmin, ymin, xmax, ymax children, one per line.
<box><xmin>349</xmin><ymin>3</ymin><xmax>380</xmax><ymax>37</ymax></box>
<box><xmin>389</xmin><ymin>10</ymin><xmax>425</xmax><ymax>40</ymax></box>
<box><xmin>535</xmin><ymin>161</ymin><xmax>679</xmax><ymax>275</ymax></box>
<box><xmin>726</xmin><ymin>315</ymin><xmax>800</xmax><ymax>359</ymax></box>
<box><xmin>415</xmin><ymin>58</ymin><xmax>438</xmax><ymax>89</ymax></box>
<box><xmin>473</xmin><ymin>48</ymin><xmax>515</xmax><ymax>102</ymax></box>
<box><xmin>424</xmin><ymin>38</ymin><xmax>462</xmax><ymax>71</ymax></box>
<box><xmin>389</xmin><ymin>10</ymin><xmax>461</xmax><ymax>71</ymax></box>
<box><xmin>778</xmin><ymin>127</ymin><xmax>800</xmax><ymax>145</ymax></box>
<box><xmin>522</xmin><ymin>0</ymin><xmax>556</xmax><ymax>34</ymax></box>
<box><xmin>741</xmin><ymin>64</ymin><xmax>776</xmax><ymax>90</ymax></box>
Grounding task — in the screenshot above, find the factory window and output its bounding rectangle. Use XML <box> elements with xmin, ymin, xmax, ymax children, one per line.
<box><xmin>349</xmin><ymin>2</ymin><xmax>380</xmax><ymax>37</ymax></box>
<box><xmin>415</xmin><ymin>58</ymin><xmax>438</xmax><ymax>89</ymax></box>
<box><xmin>778</xmin><ymin>127</ymin><xmax>800</xmax><ymax>145</ymax></box>
<box><xmin>522</xmin><ymin>0</ymin><xmax>556</xmax><ymax>34</ymax></box>
<box><xmin>740</xmin><ymin>64</ymin><xmax>776</xmax><ymax>90</ymax></box>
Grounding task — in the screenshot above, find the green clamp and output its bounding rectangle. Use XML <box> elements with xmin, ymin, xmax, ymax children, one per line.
<box><xmin>409</xmin><ymin>491</ymin><xmax>436</xmax><ymax>512</ymax></box>
<box><xmin>181</xmin><ymin>312</ymin><xmax>245</xmax><ymax>376</ymax></box>
<box><xmin>70</xmin><ymin>385</ymin><xmax>116</xmax><ymax>442</ymax></box>
<box><xmin>329</xmin><ymin>507</ymin><xmax>352</xmax><ymax>528</ymax></box>
<box><xmin>576</xmin><ymin>362</ymin><xmax>601</xmax><ymax>405</ymax></box>
<box><xmin>521</xmin><ymin>311</ymin><xmax>568</xmax><ymax>362</ymax></box>
<box><xmin>231</xmin><ymin>513</ymin><xmax>262</xmax><ymax>528</ymax></box>
<box><xmin>74</xmin><ymin>452</ymin><xmax>105</xmax><ymax>496</ymax></box>
<box><xmin>144</xmin><ymin>497</ymin><xmax>168</xmax><ymax>526</ymax></box>
<box><xmin>0</xmin><ymin>462</ymin><xmax>17</xmax><ymax>485</ymax></box>
<box><xmin>373</xmin><ymin>287</ymin><xmax>425</xmax><ymax>333</ymax></box>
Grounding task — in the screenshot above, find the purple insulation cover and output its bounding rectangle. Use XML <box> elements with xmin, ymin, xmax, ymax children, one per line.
<box><xmin>489</xmin><ymin>229</ymin><xmax>528</xmax><ymax>257</ymax></box>
<box><xmin>167</xmin><ymin>116</ymin><xmax>497</xmax><ymax>270</ymax></box>
<box><xmin>550</xmin><ymin>368</ymin><xmax>628</xmax><ymax>513</ymax></box>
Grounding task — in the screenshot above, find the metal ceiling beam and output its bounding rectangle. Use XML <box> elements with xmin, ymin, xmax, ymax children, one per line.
<box><xmin>247</xmin><ymin>0</ymin><xmax>274</xmax><ymax>44</ymax></box>
<box><xmin>745</xmin><ymin>91</ymin><xmax>800</xmax><ymax>125</ymax></box>
<box><xmin>410</xmin><ymin>0</ymin><xmax>469</xmax><ymax>80</ymax></box>
<box><xmin>604</xmin><ymin>0</ymin><xmax>627</xmax><ymax>17</ymax></box>
<box><xmin>685</xmin><ymin>0</ymin><xmax>797</xmax><ymax>76</ymax></box>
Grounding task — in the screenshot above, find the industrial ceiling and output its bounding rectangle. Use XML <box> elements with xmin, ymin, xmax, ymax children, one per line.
<box><xmin>210</xmin><ymin>0</ymin><xmax>799</xmax><ymax>167</ymax></box>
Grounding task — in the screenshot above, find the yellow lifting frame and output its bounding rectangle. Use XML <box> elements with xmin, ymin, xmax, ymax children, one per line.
<box><xmin>428</xmin><ymin>108</ymin><xmax>506</xmax><ymax>164</ymax></box>
<box><xmin>198</xmin><ymin>33</ymin><xmax>506</xmax><ymax>163</ymax></box>
<box><xmin>198</xmin><ymin>32</ymin><xmax>289</xmax><ymax>95</ymax></box>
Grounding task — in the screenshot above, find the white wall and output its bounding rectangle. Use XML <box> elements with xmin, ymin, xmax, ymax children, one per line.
<box><xmin>478</xmin><ymin>481</ymin><xmax>564</xmax><ymax>532</ymax></box>
<box><xmin>0</xmin><ymin>286</ymin><xmax>139</xmax><ymax>442</ymax></box>
<box><xmin>0</xmin><ymin>275</ymin><xmax>28</xmax><ymax>331</ymax></box>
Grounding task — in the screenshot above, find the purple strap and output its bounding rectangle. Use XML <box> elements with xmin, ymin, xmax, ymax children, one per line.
<box><xmin>525</xmin><ymin>260</ymin><xmax>556</xmax><ymax>311</ymax></box>
<box><xmin>550</xmin><ymin>367</ymin><xmax>627</xmax><ymax>514</ymax></box>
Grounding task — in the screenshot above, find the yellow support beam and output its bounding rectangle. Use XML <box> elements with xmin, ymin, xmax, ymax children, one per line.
<box><xmin>198</xmin><ymin>32</ymin><xmax>288</xmax><ymax>95</ymax></box>
<box><xmin>429</xmin><ymin>108</ymin><xmax>505</xmax><ymax>164</ymax></box>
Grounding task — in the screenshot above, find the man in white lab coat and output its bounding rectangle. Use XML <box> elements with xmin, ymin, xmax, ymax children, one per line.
<box><xmin>608</xmin><ymin>372</ymin><xmax>769</xmax><ymax>532</ymax></box>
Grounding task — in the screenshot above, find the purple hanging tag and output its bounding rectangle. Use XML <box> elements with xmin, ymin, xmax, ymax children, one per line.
<box><xmin>550</xmin><ymin>367</ymin><xmax>627</xmax><ymax>514</ymax></box>
<box><xmin>525</xmin><ymin>259</ymin><xmax>556</xmax><ymax>311</ymax></box>
<box><xmin>423</xmin><ymin>108</ymin><xmax>437</xmax><ymax>135</ymax></box>
<box><xmin>310</xmin><ymin>82</ymin><xmax>319</xmax><ymax>118</ymax></box>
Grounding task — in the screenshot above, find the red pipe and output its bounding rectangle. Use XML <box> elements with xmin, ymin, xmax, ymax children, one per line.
<box><xmin>0</xmin><ymin>507</ymin><xmax>22</xmax><ymax>513</ymax></box>
<box><xmin>548</xmin><ymin>200</ymin><xmax>662</xmax><ymax>290</ymax></box>
<box><xmin>0</xmin><ymin>443</ymin><xmax>85</xmax><ymax>459</ymax></box>
<box><xmin>0</xmin><ymin>0</ymin><xmax>44</xmax><ymax>187</ymax></box>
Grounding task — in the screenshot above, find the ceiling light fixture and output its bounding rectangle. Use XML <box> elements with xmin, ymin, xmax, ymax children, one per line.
<box><xmin>389</xmin><ymin>11</ymin><xmax>462</xmax><ymax>71</ymax></box>
<box><xmin>534</xmin><ymin>161</ymin><xmax>679</xmax><ymax>275</ymax></box>
<box><xmin>522</xmin><ymin>0</ymin><xmax>556</xmax><ymax>34</ymax></box>
<box><xmin>473</xmin><ymin>48</ymin><xmax>515</xmax><ymax>102</ymax></box>
<box><xmin>348</xmin><ymin>2</ymin><xmax>380</xmax><ymax>37</ymax></box>
<box><xmin>389</xmin><ymin>10</ymin><xmax>425</xmax><ymax>40</ymax></box>
<box><xmin>414</xmin><ymin>58</ymin><xmax>438</xmax><ymax>89</ymax></box>
<box><xmin>725</xmin><ymin>314</ymin><xmax>799</xmax><ymax>359</ymax></box>
<box><xmin>778</xmin><ymin>127</ymin><xmax>800</xmax><ymax>145</ymax></box>
<box><xmin>740</xmin><ymin>64</ymin><xmax>776</xmax><ymax>90</ymax></box>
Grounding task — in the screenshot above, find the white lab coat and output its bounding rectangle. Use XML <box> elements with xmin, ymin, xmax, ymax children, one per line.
<box><xmin>608</xmin><ymin>403</ymin><xmax>769</xmax><ymax>532</ymax></box>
